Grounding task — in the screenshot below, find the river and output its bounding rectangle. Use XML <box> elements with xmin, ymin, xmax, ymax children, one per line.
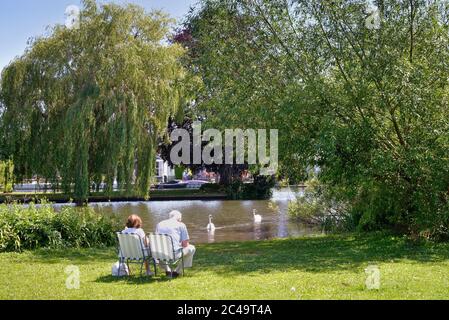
<box><xmin>88</xmin><ymin>188</ymin><xmax>323</xmax><ymax>244</ymax></box>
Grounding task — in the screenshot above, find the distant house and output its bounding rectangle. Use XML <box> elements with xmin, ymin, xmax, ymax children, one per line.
<box><xmin>155</xmin><ymin>156</ymin><xmax>175</xmax><ymax>183</ymax></box>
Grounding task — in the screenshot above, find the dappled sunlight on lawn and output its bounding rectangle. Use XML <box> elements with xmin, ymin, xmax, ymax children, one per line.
<box><xmin>2</xmin><ymin>233</ymin><xmax>449</xmax><ymax>300</ymax></box>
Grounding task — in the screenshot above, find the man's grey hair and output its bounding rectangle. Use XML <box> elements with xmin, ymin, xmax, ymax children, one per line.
<box><xmin>169</xmin><ymin>210</ymin><xmax>182</xmax><ymax>221</ymax></box>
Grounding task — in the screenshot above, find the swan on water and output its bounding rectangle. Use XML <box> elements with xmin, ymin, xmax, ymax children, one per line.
<box><xmin>253</xmin><ymin>209</ymin><xmax>262</xmax><ymax>223</ymax></box>
<box><xmin>207</xmin><ymin>215</ymin><xmax>216</xmax><ymax>232</ymax></box>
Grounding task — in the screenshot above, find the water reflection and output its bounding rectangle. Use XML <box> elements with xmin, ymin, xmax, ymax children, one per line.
<box><xmin>207</xmin><ymin>230</ymin><xmax>215</xmax><ymax>243</ymax></box>
<box><xmin>90</xmin><ymin>188</ymin><xmax>321</xmax><ymax>244</ymax></box>
<box><xmin>253</xmin><ymin>221</ymin><xmax>262</xmax><ymax>241</ymax></box>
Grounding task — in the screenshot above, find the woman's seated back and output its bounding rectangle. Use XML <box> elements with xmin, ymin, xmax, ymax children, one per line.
<box><xmin>122</xmin><ymin>214</ymin><xmax>147</xmax><ymax>247</ymax></box>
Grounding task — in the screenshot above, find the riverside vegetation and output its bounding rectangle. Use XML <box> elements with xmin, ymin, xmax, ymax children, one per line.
<box><xmin>0</xmin><ymin>203</ymin><xmax>120</xmax><ymax>252</ymax></box>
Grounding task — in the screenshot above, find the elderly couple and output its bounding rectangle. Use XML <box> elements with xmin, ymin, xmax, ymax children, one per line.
<box><xmin>122</xmin><ymin>210</ymin><xmax>196</xmax><ymax>278</ymax></box>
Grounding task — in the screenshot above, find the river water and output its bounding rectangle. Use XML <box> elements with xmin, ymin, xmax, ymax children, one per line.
<box><xmin>89</xmin><ymin>188</ymin><xmax>323</xmax><ymax>244</ymax></box>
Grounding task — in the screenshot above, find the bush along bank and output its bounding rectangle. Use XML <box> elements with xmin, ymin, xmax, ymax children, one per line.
<box><xmin>0</xmin><ymin>202</ymin><xmax>121</xmax><ymax>252</ymax></box>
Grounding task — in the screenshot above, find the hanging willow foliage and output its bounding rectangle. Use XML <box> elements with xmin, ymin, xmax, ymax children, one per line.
<box><xmin>0</xmin><ymin>0</ymin><xmax>192</xmax><ymax>202</ymax></box>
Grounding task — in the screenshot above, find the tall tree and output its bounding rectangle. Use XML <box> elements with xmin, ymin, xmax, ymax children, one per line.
<box><xmin>158</xmin><ymin>117</ymin><xmax>250</xmax><ymax>185</ymax></box>
<box><xmin>0</xmin><ymin>0</ymin><xmax>191</xmax><ymax>202</ymax></box>
<box><xmin>185</xmin><ymin>0</ymin><xmax>449</xmax><ymax>236</ymax></box>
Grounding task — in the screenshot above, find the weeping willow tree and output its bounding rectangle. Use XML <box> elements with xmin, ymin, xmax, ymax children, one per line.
<box><xmin>0</xmin><ymin>0</ymin><xmax>192</xmax><ymax>202</ymax></box>
<box><xmin>0</xmin><ymin>160</ymin><xmax>14</xmax><ymax>193</ymax></box>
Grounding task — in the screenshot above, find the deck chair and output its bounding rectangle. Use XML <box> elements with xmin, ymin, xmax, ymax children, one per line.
<box><xmin>116</xmin><ymin>232</ymin><xmax>155</xmax><ymax>277</ymax></box>
<box><xmin>148</xmin><ymin>233</ymin><xmax>184</xmax><ymax>277</ymax></box>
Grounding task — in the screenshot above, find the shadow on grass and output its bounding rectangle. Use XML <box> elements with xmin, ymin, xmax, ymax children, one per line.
<box><xmin>23</xmin><ymin>232</ymin><xmax>449</xmax><ymax>276</ymax></box>
<box><xmin>95</xmin><ymin>275</ymin><xmax>174</xmax><ymax>285</ymax></box>
<box><xmin>29</xmin><ymin>247</ymin><xmax>117</xmax><ymax>265</ymax></box>
<box><xmin>193</xmin><ymin>232</ymin><xmax>449</xmax><ymax>275</ymax></box>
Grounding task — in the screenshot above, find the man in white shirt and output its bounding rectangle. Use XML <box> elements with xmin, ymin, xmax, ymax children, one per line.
<box><xmin>156</xmin><ymin>210</ymin><xmax>196</xmax><ymax>277</ymax></box>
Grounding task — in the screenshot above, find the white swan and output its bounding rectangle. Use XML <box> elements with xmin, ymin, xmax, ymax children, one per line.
<box><xmin>253</xmin><ymin>209</ymin><xmax>262</xmax><ymax>223</ymax></box>
<box><xmin>207</xmin><ymin>215</ymin><xmax>216</xmax><ymax>232</ymax></box>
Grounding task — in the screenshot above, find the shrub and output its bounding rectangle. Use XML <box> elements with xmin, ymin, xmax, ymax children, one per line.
<box><xmin>226</xmin><ymin>176</ymin><xmax>275</xmax><ymax>200</ymax></box>
<box><xmin>200</xmin><ymin>183</ymin><xmax>225</xmax><ymax>193</ymax></box>
<box><xmin>0</xmin><ymin>202</ymin><xmax>121</xmax><ymax>252</ymax></box>
<box><xmin>288</xmin><ymin>179</ymin><xmax>353</xmax><ymax>232</ymax></box>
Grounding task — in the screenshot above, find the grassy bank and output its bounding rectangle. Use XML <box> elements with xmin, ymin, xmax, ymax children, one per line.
<box><xmin>1</xmin><ymin>233</ymin><xmax>449</xmax><ymax>300</ymax></box>
<box><xmin>0</xmin><ymin>189</ymin><xmax>227</xmax><ymax>204</ymax></box>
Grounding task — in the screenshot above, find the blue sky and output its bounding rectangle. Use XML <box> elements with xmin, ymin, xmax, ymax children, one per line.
<box><xmin>0</xmin><ymin>0</ymin><xmax>197</xmax><ymax>72</ymax></box>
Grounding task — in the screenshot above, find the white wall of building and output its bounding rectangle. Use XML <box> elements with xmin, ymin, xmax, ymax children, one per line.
<box><xmin>156</xmin><ymin>157</ymin><xmax>175</xmax><ymax>182</ymax></box>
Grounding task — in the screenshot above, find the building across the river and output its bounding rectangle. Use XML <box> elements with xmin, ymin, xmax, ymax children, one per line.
<box><xmin>155</xmin><ymin>156</ymin><xmax>176</xmax><ymax>183</ymax></box>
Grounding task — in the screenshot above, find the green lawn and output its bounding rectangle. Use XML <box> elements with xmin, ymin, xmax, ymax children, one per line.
<box><xmin>1</xmin><ymin>233</ymin><xmax>449</xmax><ymax>300</ymax></box>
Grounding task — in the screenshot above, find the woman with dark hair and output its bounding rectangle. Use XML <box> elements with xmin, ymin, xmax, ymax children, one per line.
<box><xmin>121</xmin><ymin>215</ymin><xmax>153</xmax><ymax>276</ymax></box>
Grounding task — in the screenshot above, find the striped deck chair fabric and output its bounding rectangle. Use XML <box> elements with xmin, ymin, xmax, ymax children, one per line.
<box><xmin>148</xmin><ymin>233</ymin><xmax>184</xmax><ymax>276</ymax></box>
<box><xmin>117</xmin><ymin>232</ymin><xmax>153</xmax><ymax>276</ymax></box>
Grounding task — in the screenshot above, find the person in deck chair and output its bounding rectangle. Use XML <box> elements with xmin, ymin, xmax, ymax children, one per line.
<box><xmin>156</xmin><ymin>210</ymin><xmax>196</xmax><ymax>278</ymax></box>
<box><xmin>121</xmin><ymin>215</ymin><xmax>153</xmax><ymax>276</ymax></box>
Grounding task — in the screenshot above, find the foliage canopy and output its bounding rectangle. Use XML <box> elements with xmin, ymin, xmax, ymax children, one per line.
<box><xmin>0</xmin><ymin>0</ymin><xmax>190</xmax><ymax>202</ymax></box>
<box><xmin>184</xmin><ymin>0</ymin><xmax>449</xmax><ymax>236</ymax></box>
